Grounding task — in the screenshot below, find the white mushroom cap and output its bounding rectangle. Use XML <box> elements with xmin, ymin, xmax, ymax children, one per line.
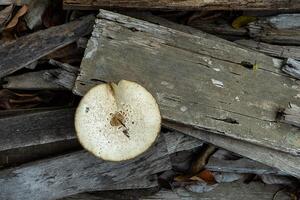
<box><xmin>75</xmin><ymin>80</ymin><xmax>161</xmax><ymax>161</ymax></box>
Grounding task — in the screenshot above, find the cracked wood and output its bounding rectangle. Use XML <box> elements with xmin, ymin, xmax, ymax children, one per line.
<box><xmin>0</xmin><ymin>136</ymin><xmax>170</xmax><ymax>200</ymax></box>
<box><xmin>74</xmin><ymin>10</ymin><xmax>300</xmax><ymax>156</ymax></box>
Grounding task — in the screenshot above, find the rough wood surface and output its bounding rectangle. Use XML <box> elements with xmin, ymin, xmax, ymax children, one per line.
<box><xmin>0</xmin><ymin>108</ymin><xmax>76</xmax><ymax>152</ymax></box>
<box><xmin>75</xmin><ymin>10</ymin><xmax>300</xmax><ymax>156</ymax></box>
<box><xmin>165</xmin><ymin>121</ymin><xmax>300</xmax><ymax>178</ymax></box>
<box><xmin>280</xmin><ymin>103</ymin><xmax>300</xmax><ymax>127</ymax></box>
<box><xmin>164</xmin><ymin>131</ymin><xmax>203</xmax><ymax>154</ymax></box>
<box><xmin>2</xmin><ymin>70</ymin><xmax>64</xmax><ymax>90</ymax></box>
<box><xmin>282</xmin><ymin>58</ymin><xmax>300</xmax><ymax>79</ymax></box>
<box><xmin>206</xmin><ymin>157</ymin><xmax>286</xmax><ymax>175</ymax></box>
<box><xmin>248</xmin><ymin>20</ymin><xmax>300</xmax><ymax>45</ymax></box>
<box><xmin>62</xmin><ymin>181</ymin><xmax>289</xmax><ymax>200</ymax></box>
<box><xmin>44</xmin><ymin>60</ymin><xmax>79</xmax><ymax>90</ymax></box>
<box><xmin>236</xmin><ymin>40</ymin><xmax>300</xmax><ymax>61</ymax></box>
<box><xmin>0</xmin><ymin>136</ymin><xmax>171</xmax><ymax>200</ymax></box>
<box><xmin>253</xmin><ymin>14</ymin><xmax>300</xmax><ymax>29</ymax></box>
<box><xmin>141</xmin><ymin>181</ymin><xmax>290</xmax><ymax>200</ymax></box>
<box><xmin>0</xmin><ymin>15</ymin><xmax>94</xmax><ymax>78</ymax></box>
<box><xmin>63</xmin><ymin>0</ymin><xmax>300</xmax><ymax>10</ymax></box>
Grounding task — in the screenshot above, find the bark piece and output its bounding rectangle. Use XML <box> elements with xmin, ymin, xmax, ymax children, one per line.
<box><xmin>281</xmin><ymin>58</ymin><xmax>300</xmax><ymax>79</ymax></box>
<box><xmin>75</xmin><ymin>10</ymin><xmax>300</xmax><ymax>156</ymax></box>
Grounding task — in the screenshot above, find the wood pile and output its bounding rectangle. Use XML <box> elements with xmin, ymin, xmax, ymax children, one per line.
<box><xmin>0</xmin><ymin>1</ymin><xmax>300</xmax><ymax>199</ymax></box>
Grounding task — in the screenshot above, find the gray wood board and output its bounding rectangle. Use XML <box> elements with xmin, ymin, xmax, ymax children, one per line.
<box><xmin>3</xmin><ymin>70</ymin><xmax>64</xmax><ymax>90</ymax></box>
<box><xmin>63</xmin><ymin>0</ymin><xmax>300</xmax><ymax>10</ymax></box>
<box><xmin>165</xmin><ymin>121</ymin><xmax>300</xmax><ymax>178</ymax></box>
<box><xmin>60</xmin><ymin>181</ymin><xmax>289</xmax><ymax>200</ymax></box>
<box><xmin>248</xmin><ymin>21</ymin><xmax>300</xmax><ymax>45</ymax></box>
<box><xmin>206</xmin><ymin>157</ymin><xmax>286</xmax><ymax>175</ymax></box>
<box><xmin>236</xmin><ymin>39</ymin><xmax>300</xmax><ymax>61</ymax></box>
<box><xmin>74</xmin><ymin>10</ymin><xmax>300</xmax><ymax>156</ymax></box>
<box><xmin>141</xmin><ymin>181</ymin><xmax>289</xmax><ymax>200</ymax></box>
<box><xmin>0</xmin><ymin>15</ymin><xmax>94</xmax><ymax>78</ymax></box>
<box><xmin>0</xmin><ymin>136</ymin><xmax>170</xmax><ymax>200</ymax></box>
<box><xmin>0</xmin><ymin>108</ymin><xmax>76</xmax><ymax>152</ymax></box>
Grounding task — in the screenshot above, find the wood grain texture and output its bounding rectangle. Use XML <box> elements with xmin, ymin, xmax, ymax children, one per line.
<box><xmin>141</xmin><ymin>181</ymin><xmax>289</xmax><ymax>200</ymax></box>
<box><xmin>3</xmin><ymin>70</ymin><xmax>64</xmax><ymax>90</ymax></box>
<box><xmin>248</xmin><ymin>18</ymin><xmax>300</xmax><ymax>45</ymax></box>
<box><xmin>206</xmin><ymin>157</ymin><xmax>287</xmax><ymax>175</ymax></box>
<box><xmin>0</xmin><ymin>136</ymin><xmax>170</xmax><ymax>200</ymax></box>
<box><xmin>75</xmin><ymin>10</ymin><xmax>300</xmax><ymax>156</ymax></box>
<box><xmin>236</xmin><ymin>40</ymin><xmax>300</xmax><ymax>61</ymax></box>
<box><xmin>166</xmin><ymin>121</ymin><xmax>300</xmax><ymax>178</ymax></box>
<box><xmin>62</xmin><ymin>181</ymin><xmax>290</xmax><ymax>200</ymax></box>
<box><xmin>0</xmin><ymin>15</ymin><xmax>94</xmax><ymax>78</ymax></box>
<box><xmin>282</xmin><ymin>58</ymin><xmax>300</xmax><ymax>80</ymax></box>
<box><xmin>63</xmin><ymin>0</ymin><xmax>300</xmax><ymax>10</ymax></box>
<box><xmin>280</xmin><ymin>103</ymin><xmax>300</xmax><ymax>127</ymax></box>
<box><xmin>0</xmin><ymin>108</ymin><xmax>76</xmax><ymax>152</ymax></box>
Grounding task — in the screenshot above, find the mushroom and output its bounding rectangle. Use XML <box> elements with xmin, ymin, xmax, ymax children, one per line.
<box><xmin>75</xmin><ymin>80</ymin><xmax>161</xmax><ymax>161</ymax></box>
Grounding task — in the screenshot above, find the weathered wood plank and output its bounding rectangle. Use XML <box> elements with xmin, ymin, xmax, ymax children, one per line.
<box><xmin>206</xmin><ymin>157</ymin><xmax>286</xmax><ymax>175</ymax></box>
<box><xmin>164</xmin><ymin>131</ymin><xmax>203</xmax><ymax>154</ymax></box>
<box><xmin>165</xmin><ymin>121</ymin><xmax>300</xmax><ymax>178</ymax></box>
<box><xmin>75</xmin><ymin>10</ymin><xmax>300</xmax><ymax>156</ymax></box>
<box><xmin>236</xmin><ymin>40</ymin><xmax>300</xmax><ymax>60</ymax></box>
<box><xmin>0</xmin><ymin>15</ymin><xmax>94</xmax><ymax>78</ymax></box>
<box><xmin>0</xmin><ymin>136</ymin><xmax>171</xmax><ymax>200</ymax></box>
<box><xmin>141</xmin><ymin>181</ymin><xmax>290</xmax><ymax>200</ymax></box>
<box><xmin>279</xmin><ymin>103</ymin><xmax>300</xmax><ymax>127</ymax></box>
<box><xmin>281</xmin><ymin>58</ymin><xmax>300</xmax><ymax>79</ymax></box>
<box><xmin>63</xmin><ymin>0</ymin><xmax>300</xmax><ymax>10</ymax></box>
<box><xmin>62</xmin><ymin>181</ymin><xmax>290</xmax><ymax>200</ymax></box>
<box><xmin>0</xmin><ymin>108</ymin><xmax>76</xmax><ymax>152</ymax></box>
<box><xmin>248</xmin><ymin>16</ymin><xmax>300</xmax><ymax>45</ymax></box>
<box><xmin>3</xmin><ymin>70</ymin><xmax>64</xmax><ymax>90</ymax></box>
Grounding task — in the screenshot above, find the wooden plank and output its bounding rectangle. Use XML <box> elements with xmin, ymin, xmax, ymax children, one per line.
<box><xmin>62</xmin><ymin>181</ymin><xmax>290</xmax><ymax>200</ymax></box>
<box><xmin>75</xmin><ymin>10</ymin><xmax>300</xmax><ymax>156</ymax></box>
<box><xmin>164</xmin><ymin>131</ymin><xmax>203</xmax><ymax>154</ymax></box>
<box><xmin>236</xmin><ymin>40</ymin><xmax>300</xmax><ymax>61</ymax></box>
<box><xmin>0</xmin><ymin>108</ymin><xmax>76</xmax><ymax>152</ymax></box>
<box><xmin>281</xmin><ymin>58</ymin><xmax>300</xmax><ymax>80</ymax></box>
<box><xmin>63</xmin><ymin>0</ymin><xmax>300</xmax><ymax>10</ymax></box>
<box><xmin>3</xmin><ymin>70</ymin><xmax>64</xmax><ymax>90</ymax></box>
<box><xmin>165</xmin><ymin>121</ymin><xmax>300</xmax><ymax>178</ymax></box>
<box><xmin>279</xmin><ymin>103</ymin><xmax>300</xmax><ymax>127</ymax></box>
<box><xmin>0</xmin><ymin>15</ymin><xmax>94</xmax><ymax>79</ymax></box>
<box><xmin>206</xmin><ymin>157</ymin><xmax>287</xmax><ymax>175</ymax></box>
<box><xmin>248</xmin><ymin>16</ymin><xmax>300</xmax><ymax>45</ymax></box>
<box><xmin>0</xmin><ymin>136</ymin><xmax>170</xmax><ymax>200</ymax></box>
<box><xmin>141</xmin><ymin>181</ymin><xmax>290</xmax><ymax>200</ymax></box>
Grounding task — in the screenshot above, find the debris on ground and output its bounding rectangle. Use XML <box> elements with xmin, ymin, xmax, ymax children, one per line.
<box><xmin>0</xmin><ymin>1</ymin><xmax>300</xmax><ymax>200</ymax></box>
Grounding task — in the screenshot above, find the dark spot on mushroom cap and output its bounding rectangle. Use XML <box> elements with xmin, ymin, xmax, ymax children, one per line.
<box><xmin>85</xmin><ymin>107</ymin><xmax>90</xmax><ymax>113</ymax></box>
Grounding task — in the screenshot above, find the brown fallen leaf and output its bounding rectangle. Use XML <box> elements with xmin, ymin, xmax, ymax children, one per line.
<box><xmin>5</xmin><ymin>5</ymin><xmax>28</xmax><ymax>30</ymax></box>
<box><xmin>0</xmin><ymin>4</ymin><xmax>14</xmax><ymax>28</ymax></box>
<box><xmin>191</xmin><ymin>169</ymin><xmax>216</xmax><ymax>184</ymax></box>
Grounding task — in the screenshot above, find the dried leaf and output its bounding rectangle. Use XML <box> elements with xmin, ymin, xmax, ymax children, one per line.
<box><xmin>232</xmin><ymin>16</ymin><xmax>257</xmax><ymax>29</ymax></box>
<box><xmin>192</xmin><ymin>170</ymin><xmax>216</xmax><ymax>184</ymax></box>
<box><xmin>5</xmin><ymin>5</ymin><xmax>28</xmax><ymax>30</ymax></box>
<box><xmin>0</xmin><ymin>4</ymin><xmax>14</xmax><ymax>28</ymax></box>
